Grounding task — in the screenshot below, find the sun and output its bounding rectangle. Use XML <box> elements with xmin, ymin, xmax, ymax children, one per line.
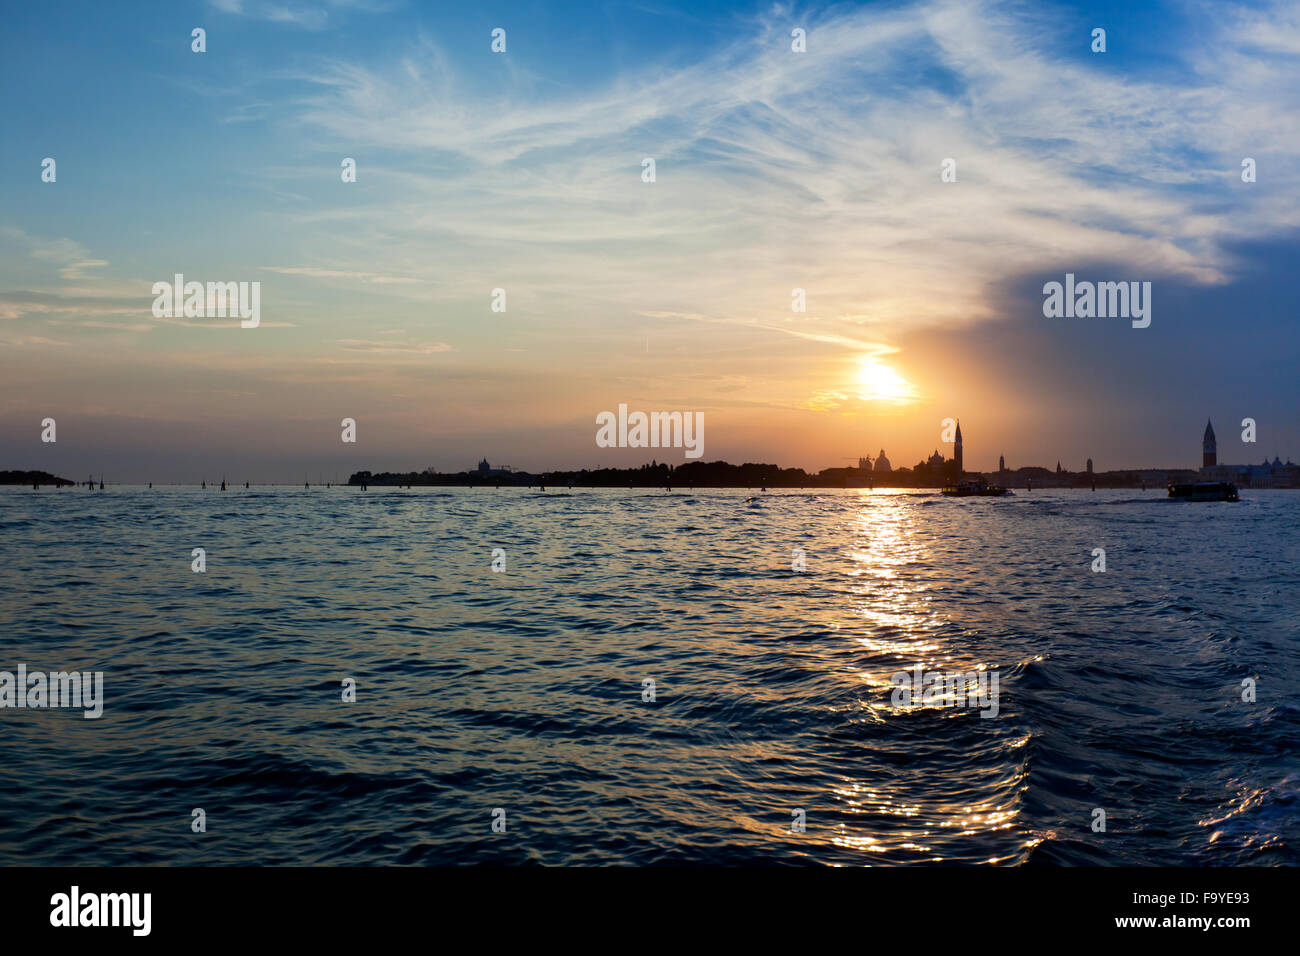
<box><xmin>855</xmin><ymin>359</ymin><xmax>915</xmax><ymax>404</ymax></box>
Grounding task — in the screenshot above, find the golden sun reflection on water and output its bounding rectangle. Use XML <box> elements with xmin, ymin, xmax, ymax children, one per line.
<box><xmin>814</xmin><ymin>490</ymin><xmax>1028</xmax><ymax>863</ymax></box>
<box><xmin>845</xmin><ymin>491</ymin><xmax>943</xmax><ymax>652</ymax></box>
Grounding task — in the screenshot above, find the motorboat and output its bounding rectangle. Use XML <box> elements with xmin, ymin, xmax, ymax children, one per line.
<box><xmin>941</xmin><ymin>479</ymin><xmax>1011</xmax><ymax>497</ymax></box>
<box><xmin>1167</xmin><ymin>481</ymin><xmax>1239</xmax><ymax>501</ymax></box>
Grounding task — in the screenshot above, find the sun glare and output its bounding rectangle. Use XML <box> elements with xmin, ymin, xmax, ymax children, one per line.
<box><xmin>856</xmin><ymin>359</ymin><xmax>915</xmax><ymax>404</ymax></box>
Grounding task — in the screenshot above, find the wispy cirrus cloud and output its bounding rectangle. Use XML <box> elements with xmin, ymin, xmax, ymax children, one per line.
<box><xmin>207</xmin><ymin>0</ymin><xmax>392</xmax><ymax>31</ymax></box>
<box><xmin>271</xmin><ymin>0</ymin><xmax>1298</xmax><ymax>352</ymax></box>
<box><xmin>260</xmin><ymin>266</ymin><xmax>423</xmax><ymax>284</ymax></box>
<box><xmin>0</xmin><ymin>334</ymin><xmax>70</xmax><ymax>348</ymax></box>
<box><xmin>6</xmin><ymin>228</ymin><xmax>111</xmax><ymax>284</ymax></box>
<box><xmin>0</xmin><ymin>290</ymin><xmax>144</xmax><ymax>321</ymax></box>
<box><xmin>332</xmin><ymin>337</ymin><xmax>453</xmax><ymax>355</ymax></box>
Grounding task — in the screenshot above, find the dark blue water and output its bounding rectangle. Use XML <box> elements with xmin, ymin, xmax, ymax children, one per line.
<box><xmin>0</xmin><ymin>486</ymin><xmax>1295</xmax><ymax>865</ymax></box>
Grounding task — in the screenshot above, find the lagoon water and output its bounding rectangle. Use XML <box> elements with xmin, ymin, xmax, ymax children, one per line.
<box><xmin>0</xmin><ymin>486</ymin><xmax>1296</xmax><ymax>865</ymax></box>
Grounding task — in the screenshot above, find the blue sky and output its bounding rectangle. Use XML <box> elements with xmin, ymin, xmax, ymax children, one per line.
<box><xmin>1</xmin><ymin>0</ymin><xmax>1297</xmax><ymax>481</ymax></box>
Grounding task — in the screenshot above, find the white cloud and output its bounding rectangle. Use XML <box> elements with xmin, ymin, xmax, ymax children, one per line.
<box><xmin>206</xmin><ymin>0</ymin><xmax>390</xmax><ymax>30</ymax></box>
<box><xmin>260</xmin><ymin>266</ymin><xmax>423</xmax><ymax>284</ymax></box>
<box><xmin>271</xmin><ymin>0</ymin><xmax>1298</xmax><ymax>351</ymax></box>
<box><xmin>332</xmin><ymin>338</ymin><xmax>453</xmax><ymax>354</ymax></box>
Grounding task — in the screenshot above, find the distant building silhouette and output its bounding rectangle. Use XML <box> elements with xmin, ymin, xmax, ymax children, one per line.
<box><xmin>954</xmin><ymin>421</ymin><xmax>963</xmax><ymax>475</ymax></box>
<box><xmin>353</xmin><ymin>415</ymin><xmax>1295</xmax><ymax>490</ymax></box>
<box><xmin>1200</xmin><ymin>417</ymin><xmax>1298</xmax><ymax>486</ymax></box>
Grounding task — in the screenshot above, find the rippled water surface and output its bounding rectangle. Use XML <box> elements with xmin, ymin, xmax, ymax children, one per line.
<box><xmin>0</xmin><ymin>486</ymin><xmax>1296</xmax><ymax>865</ymax></box>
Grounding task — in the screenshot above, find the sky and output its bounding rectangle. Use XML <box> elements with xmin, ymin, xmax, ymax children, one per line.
<box><xmin>1</xmin><ymin>0</ymin><xmax>1297</xmax><ymax>482</ymax></box>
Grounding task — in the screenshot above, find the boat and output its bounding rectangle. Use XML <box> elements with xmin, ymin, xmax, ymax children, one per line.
<box><xmin>941</xmin><ymin>478</ymin><xmax>1011</xmax><ymax>497</ymax></box>
<box><xmin>1167</xmin><ymin>481</ymin><xmax>1239</xmax><ymax>502</ymax></box>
